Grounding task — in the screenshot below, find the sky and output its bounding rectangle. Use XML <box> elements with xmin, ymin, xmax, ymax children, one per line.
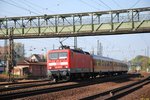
<box><xmin>0</xmin><ymin>0</ymin><xmax>150</xmax><ymax>61</ymax></box>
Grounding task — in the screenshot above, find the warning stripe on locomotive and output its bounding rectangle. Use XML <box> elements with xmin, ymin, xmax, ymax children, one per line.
<box><xmin>49</xmin><ymin>62</ymin><xmax>68</xmax><ymax>66</ymax></box>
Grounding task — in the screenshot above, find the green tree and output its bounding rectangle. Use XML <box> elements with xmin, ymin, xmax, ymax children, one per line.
<box><xmin>14</xmin><ymin>42</ymin><xmax>25</xmax><ymax>62</ymax></box>
<box><xmin>130</xmin><ymin>55</ymin><xmax>150</xmax><ymax>72</ymax></box>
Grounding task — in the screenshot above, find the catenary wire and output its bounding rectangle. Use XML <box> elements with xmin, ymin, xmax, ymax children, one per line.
<box><xmin>23</xmin><ymin>0</ymin><xmax>55</xmax><ymax>13</ymax></box>
<box><xmin>0</xmin><ymin>0</ymin><xmax>40</xmax><ymax>15</ymax></box>
<box><xmin>98</xmin><ymin>0</ymin><xmax>112</xmax><ymax>10</ymax></box>
<box><xmin>79</xmin><ymin>0</ymin><xmax>100</xmax><ymax>10</ymax></box>
<box><xmin>131</xmin><ymin>0</ymin><xmax>142</xmax><ymax>8</ymax></box>
<box><xmin>15</xmin><ymin>0</ymin><xmax>43</xmax><ymax>14</ymax></box>
<box><xmin>112</xmin><ymin>0</ymin><xmax>122</xmax><ymax>8</ymax></box>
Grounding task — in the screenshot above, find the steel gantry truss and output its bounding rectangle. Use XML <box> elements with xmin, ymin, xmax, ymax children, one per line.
<box><xmin>0</xmin><ymin>7</ymin><xmax>150</xmax><ymax>39</ymax></box>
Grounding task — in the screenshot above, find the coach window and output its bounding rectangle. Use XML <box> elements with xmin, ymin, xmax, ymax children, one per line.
<box><xmin>100</xmin><ymin>60</ymin><xmax>102</xmax><ymax>66</ymax></box>
<box><xmin>107</xmin><ymin>61</ymin><xmax>109</xmax><ymax>66</ymax></box>
<box><xmin>108</xmin><ymin>62</ymin><xmax>109</xmax><ymax>66</ymax></box>
<box><xmin>105</xmin><ymin>61</ymin><xmax>107</xmax><ymax>66</ymax></box>
<box><xmin>110</xmin><ymin>62</ymin><xmax>112</xmax><ymax>66</ymax></box>
<box><xmin>96</xmin><ymin>60</ymin><xmax>99</xmax><ymax>66</ymax></box>
<box><xmin>109</xmin><ymin>62</ymin><xmax>111</xmax><ymax>66</ymax></box>
<box><xmin>103</xmin><ymin>61</ymin><xmax>105</xmax><ymax>66</ymax></box>
<box><xmin>102</xmin><ymin>60</ymin><xmax>104</xmax><ymax>66</ymax></box>
<box><xmin>104</xmin><ymin>61</ymin><xmax>106</xmax><ymax>66</ymax></box>
<box><xmin>115</xmin><ymin>62</ymin><xmax>117</xmax><ymax>66</ymax></box>
<box><xmin>98</xmin><ymin>60</ymin><xmax>100</xmax><ymax>66</ymax></box>
<box><xmin>94</xmin><ymin>60</ymin><xmax>97</xmax><ymax>66</ymax></box>
<box><xmin>106</xmin><ymin>61</ymin><xmax>108</xmax><ymax>66</ymax></box>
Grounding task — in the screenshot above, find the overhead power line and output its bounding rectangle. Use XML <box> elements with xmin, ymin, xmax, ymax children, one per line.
<box><xmin>24</xmin><ymin>0</ymin><xmax>46</xmax><ymax>9</ymax></box>
<box><xmin>79</xmin><ymin>0</ymin><xmax>100</xmax><ymax>10</ymax></box>
<box><xmin>15</xmin><ymin>0</ymin><xmax>43</xmax><ymax>14</ymax></box>
<box><xmin>131</xmin><ymin>0</ymin><xmax>142</xmax><ymax>8</ymax></box>
<box><xmin>94</xmin><ymin>0</ymin><xmax>110</xmax><ymax>10</ymax></box>
<box><xmin>112</xmin><ymin>0</ymin><xmax>122</xmax><ymax>8</ymax></box>
<box><xmin>98</xmin><ymin>0</ymin><xmax>112</xmax><ymax>10</ymax></box>
<box><xmin>92</xmin><ymin>0</ymin><xmax>101</xmax><ymax>6</ymax></box>
<box><xmin>23</xmin><ymin>0</ymin><xmax>55</xmax><ymax>13</ymax></box>
<box><xmin>0</xmin><ymin>0</ymin><xmax>40</xmax><ymax>15</ymax></box>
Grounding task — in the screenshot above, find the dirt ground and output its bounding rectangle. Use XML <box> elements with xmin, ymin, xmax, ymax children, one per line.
<box><xmin>19</xmin><ymin>78</ymin><xmax>141</xmax><ymax>100</ymax></box>
<box><xmin>120</xmin><ymin>83</ymin><xmax>150</xmax><ymax>100</ymax></box>
<box><xmin>119</xmin><ymin>72</ymin><xmax>150</xmax><ymax>100</ymax></box>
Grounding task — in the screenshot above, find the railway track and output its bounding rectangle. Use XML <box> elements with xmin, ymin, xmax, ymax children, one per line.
<box><xmin>0</xmin><ymin>81</ymin><xmax>51</xmax><ymax>92</ymax></box>
<box><xmin>0</xmin><ymin>79</ymin><xmax>70</xmax><ymax>92</ymax></box>
<box><xmin>0</xmin><ymin>74</ymin><xmax>133</xmax><ymax>92</ymax></box>
<box><xmin>0</xmin><ymin>74</ymin><xmax>142</xmax><ymax>99</ymax></box>
<box><xmin>0</xmin><ymin>79</ymin><xmax>50</xmax><ymax>86</ymax></box>
<box><xmin>80</xmin><ymin>75</ymin><xmax>150</xmax><ymax>100</ymax></box>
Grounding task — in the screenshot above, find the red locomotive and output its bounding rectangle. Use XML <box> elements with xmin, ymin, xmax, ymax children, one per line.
<box><xmin>47</xmin><ymin>48</ymin><xmax>128</xmax><ymax>81</ymax></box>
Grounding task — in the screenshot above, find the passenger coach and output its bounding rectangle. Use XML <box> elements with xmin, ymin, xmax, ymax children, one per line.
<box><xmin>92</xmin><ymin>55</ymin><xmax>128</xmax><ymax>77</ymax></box>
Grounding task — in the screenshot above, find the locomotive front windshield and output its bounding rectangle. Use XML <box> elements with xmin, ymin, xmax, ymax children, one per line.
<box><xmin>49</xmin><ymin>52</ymin><xmax>68</xmax><ymax>59</ymax></box>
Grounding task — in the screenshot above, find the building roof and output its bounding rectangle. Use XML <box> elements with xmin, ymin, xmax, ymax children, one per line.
<box><xmin>16</xmin><ymin>60</ymin><xmax>46</xmax><ymax>66</ymax></box>
<box><xmin>29</xmin><ymin>54</ymin><xmax>45</xmax><ymax>62</ymax></box>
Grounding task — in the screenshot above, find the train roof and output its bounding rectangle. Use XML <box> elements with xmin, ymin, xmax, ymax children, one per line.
<box><xmin>71</xmin><ymin>49</ymin><xmax>90</xmax><ymax>55</ymax></box>
<box><xmin>92</xmin><ymin>55</ymin><xmax>126</xmax><ymax>64</ymax></box>
<box><xmin>49</xmin><ymin>49</ymin><xmax>90</xmax><ymax>55</ymax></box>
<box><xmin>49</xmin><ymin>49</ymin><xmax>126</xmax><ymax>64</ymax></box>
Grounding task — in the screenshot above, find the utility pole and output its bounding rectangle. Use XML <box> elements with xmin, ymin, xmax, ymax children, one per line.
<box><xmin>147</xmin><ymin>46</ymin><xmax>149</xmax><ymax>58</ymax></box>
<box><xmin>8</xmin><ymin>27</ymin><xmax>15</xmax><ymax>82</ymax></box>
<box><xmin>99</xmin><ymin>42</ymin><xmax>103</xmax><ymax>56</ymax></box>
<box><xmin>97</xmin><ymin>40</ymin><xmax>103</xmax><ymax>56</ymax></box>
<box><xmin>4</xmin><ymin>39</ymin><xmax>7</xmax><ymax>72</ymax></box>
<box><xmin>91</xmin><ymin>47</ymin><xmax>94</xmax><ymax>55</ymax></box>
<box><xmin>53</xmin><ymin>44</ymin><xmax>55</xmax><ymax>50</ymax></box>
<box><xmin>97</xmin><ymin>40</ymin><xmax>100</xmax><ymax>55</ymax></box>
<box><xmin>147</xmin><ymin>46</ymin><xmax>149</xmax><ymax>72</ymax></box>
<box><xmin>74</xmin><ymin>37</ymin><xmax>77</xmax><ymax>49</ymax></box>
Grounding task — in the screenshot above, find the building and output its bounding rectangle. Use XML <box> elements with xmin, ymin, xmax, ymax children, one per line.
<box><xmin>29</xmin><ymin>54</ymin><xmax>45</xmax><ymax>62</ymax></box>
<box><xmin>13</xmin><ymin>54</ymin><xmax>47</xmax><ymax>78</ymax></box>
<box><xmin>0</xmin><ymin>46</ymin><xmax>6</xmax><ymax>73</ymax></box>
<box><xmin>13</xmin><ymin>61</ymin><xmax>46</xmax><ymax>78</ymax></box>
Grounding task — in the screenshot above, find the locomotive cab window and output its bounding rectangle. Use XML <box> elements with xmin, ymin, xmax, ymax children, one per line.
<box><xmin>49</xmin><ymin>53</ymin><xmax>58</xmax><ymax>59</ymax></box>
<box><xmin>59</xmin><ymin>52</ymin><xmax>68</xmax><ymax>59</ymax></box>
<box><xmin>49</xmin><ymin>52</ymin><xmax>67</xmax><ymax>59</ymax></box>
